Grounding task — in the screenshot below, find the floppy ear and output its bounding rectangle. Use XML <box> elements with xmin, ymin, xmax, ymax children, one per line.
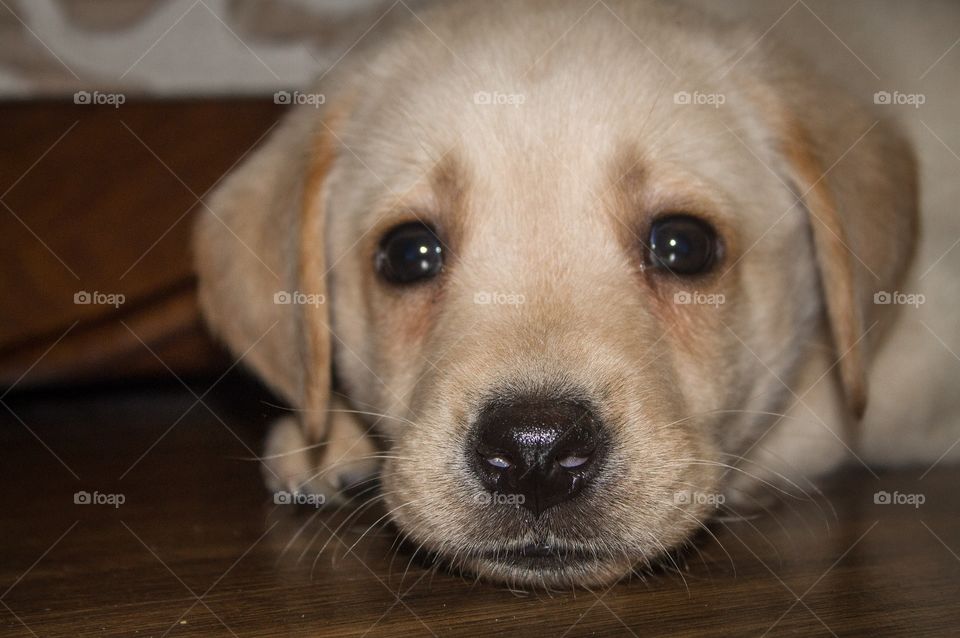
<box><xmin>767</xmin><ymin>90</ymin><xmax>919</xmax><ymax>418</ymax></box>
<box><xmin>193</xmin><ymin>105</ymin><xmax>336</xmax><ymax>442</ymax></box>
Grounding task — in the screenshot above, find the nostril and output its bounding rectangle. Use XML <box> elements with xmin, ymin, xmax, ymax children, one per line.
<box><xmin>557</xmin><ymin>454</ymin><xmax>590</xmax><ymax>470</ymax></box>
<box><xmin>469</xmin><ymin>396</ymin><xmax>609</xmax><ymax>516</ymax></box>
<box><xmin>484</xmin><ymin>454</ymin><xmax>512</xmax><ymax>469</ymax></box>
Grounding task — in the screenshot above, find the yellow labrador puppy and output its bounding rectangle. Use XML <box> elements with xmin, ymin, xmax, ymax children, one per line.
<box><xmin>194</xmin><ymin>0</ymin><xmax>950</xmax><ymax>587</ymax></box>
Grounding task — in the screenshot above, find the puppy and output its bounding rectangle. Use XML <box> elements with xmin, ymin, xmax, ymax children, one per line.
<box><xmin>194</xmin><ymin>0</ymin><xmax>955</xmax><ymax>588</ymax></box>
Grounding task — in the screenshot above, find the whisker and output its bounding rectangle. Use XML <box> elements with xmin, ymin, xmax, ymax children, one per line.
<box><xmin>344</xmin><ymin>498</ymin><xmax>427</xmax><ymax>559</ymax></box>
<box><xmin>662</xmin><ymin>500</ymin><xmax>737</xmax><ymax>577</ymax></box>
<box><xmin>669</xmin><ymin>459</ymin><xmax>815</xmax><ymax>503</ymax></box>
<box><xmin>258</xmin><ymin>397</ymin><xmax>417</xmax><ymax>428</ymax></box>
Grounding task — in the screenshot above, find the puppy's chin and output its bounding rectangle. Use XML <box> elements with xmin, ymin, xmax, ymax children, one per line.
<box><xmin>415</xmin><ymin>534</ymin><xmax>692</xmax><ymax>588</ymax></box>
<box><xmin>459</xmin><ymin>552</ymin><xmax>638</xmax><ymax>589</ymax></box>
<box><xmin>386</xmin><ymin>501</ymin><xmax>716</xmax><ymax>589</ymax></box>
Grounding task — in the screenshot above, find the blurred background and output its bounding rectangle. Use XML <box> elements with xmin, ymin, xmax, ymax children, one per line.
<box><xmin>0</xmin><ymin>0</ymin><xmax>432</xmax><ymax>97</ymax></box>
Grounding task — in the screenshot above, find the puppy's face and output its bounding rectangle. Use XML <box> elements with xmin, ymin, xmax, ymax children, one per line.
<box><xmin>197</xmin><ymin>1</ymin><xmax>917</xmax><ymax>587</ymax></box>
<box><xmin>324</xmin><ymin>68</ymin><xmax>816</xmax><ymax>587</ymax></box>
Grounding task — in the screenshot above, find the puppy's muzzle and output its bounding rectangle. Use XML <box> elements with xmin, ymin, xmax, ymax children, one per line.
<box><xmin>469</xmin><ymin>399</ymin><xmax>609</xmax><ymax>517</ymax></box>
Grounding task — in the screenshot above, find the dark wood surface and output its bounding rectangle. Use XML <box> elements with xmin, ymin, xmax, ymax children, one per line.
<box><xmin>2</xmin><ymin>100</ymin><xmax>959</xmax><ymax>637</ymax></box>
<box><xmin>0</xmin><ymin>99</ymin><xmax>275</xmax><ymax>387</ymax></box>
<box><xmin>2</xmin><ymin>380</ymin><xmax>959</xmax><ymax>637</ymax></box>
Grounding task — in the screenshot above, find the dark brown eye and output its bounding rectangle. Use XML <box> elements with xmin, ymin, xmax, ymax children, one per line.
<box><xmin>646</xmin><ymin>215</ymin><xmax>719</xmax><ymax>276</ymax></box>
<box><xmin>376</xmin><ymin>223</ymin><xmax>444</xmax><ymax>285</ymax></box>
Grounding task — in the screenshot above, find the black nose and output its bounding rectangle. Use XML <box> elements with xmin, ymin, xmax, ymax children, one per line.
<box><xmin>470</xmin><ymin>398</ymin><xmax>607</xmax><ymax>517</ymax></box>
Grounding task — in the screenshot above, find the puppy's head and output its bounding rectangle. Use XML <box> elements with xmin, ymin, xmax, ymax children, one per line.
<box><xmin>195</xmin><ymin>1</ymin><xmax>917</xmax><ymax>587</ymax></box>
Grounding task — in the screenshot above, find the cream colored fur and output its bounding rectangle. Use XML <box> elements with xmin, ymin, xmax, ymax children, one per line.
<box><xmin>194</xmin><ymin>0</ymin><xmax>957</xmax><ymax>587</ymax></box>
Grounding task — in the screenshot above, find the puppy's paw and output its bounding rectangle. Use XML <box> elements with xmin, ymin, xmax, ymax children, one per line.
<box><xmin>262</xmin><ymin>405</ymin><xmax>379</xmax><ymax>506</ymax></box>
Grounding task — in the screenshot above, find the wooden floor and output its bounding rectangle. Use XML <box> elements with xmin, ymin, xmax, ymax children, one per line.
<box><xmin>1</xmin><ymin>380</ymin><xmax>958</xmax><ymax>637</ymax></box>
<box><xmin>2</xmin><ymin>100</ymin><xmax>959</xmax><ymax>637</ymax></box>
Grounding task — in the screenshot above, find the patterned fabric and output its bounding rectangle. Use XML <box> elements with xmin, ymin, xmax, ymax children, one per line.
<box><xmin>3</xmin><ymin>0</ymin><xmax>956</xmax><ymax>103</ymax></box>
<box><xmin>0</xmin><ymin>0</ymin><xmax>426</xmax><ymax>97</ymax></box>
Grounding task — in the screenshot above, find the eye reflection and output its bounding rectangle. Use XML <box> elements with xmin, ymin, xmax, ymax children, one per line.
<box><xmin>376</xmin><ymin>223</ymin><xmax>444</xmax><ymax>285</ymax></box>
<box><xmin>646</xmin><ymin>215</ymin><xmax>719</xmax><ymax>275</ymax></box>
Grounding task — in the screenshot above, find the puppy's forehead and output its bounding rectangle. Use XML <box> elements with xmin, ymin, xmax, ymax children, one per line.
<box><xmin>339</xmin><ymin>89</ymin><xmax>769</xmax><ymax>242</ymax></box>
<box><xmin>330</xmin><ymin>2</ymin><xmax>791</xmax><ymax>246</ymax></box>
